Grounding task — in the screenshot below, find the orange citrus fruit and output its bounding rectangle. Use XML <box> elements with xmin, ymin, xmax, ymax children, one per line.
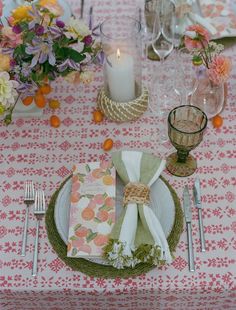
<box><xmin>49</xmin><ymin>99</ymin><xmax>60</xmax><ymax>109</ymax></box>
<box><xmin>39</xmin><ymin>83</ymin><xmax>52</xmax><ymax>95</ymax></box>
<box><xmin>22</xmin><ymin>96</ymin><xmax>33</xmax><ymax>106</ymax></box>
<box><xmin>102</xmin><ymin>175</ymin><xmax>114</xmax><ymax>185</ymax></box>
<box><xmin>93</xmin><ymin>234</ymin><xmax>109</xmax><ymax>246</ymax></box>
<box><xmin>75</xmin><ymin>227</ymin><xmax>88</xmax><ymax>237</ymax></box>
<box><xmin>91</xmin><ymin>168</ymin><xmax>104</xmax><ymax>179</ymax></box>
<box><xmin>93</xmin><ymin>110</ymin><xmax>104</xmax><ymax>123</ymax></box>
<box><xmin>34</xmin><ymin>93</ymin><xmax>46</xmax><ymax>108</ymax></box>
<box><xmin>81</xmin><ymin>207</ymin><xmax>95</xmax><ymax>221</ymax></box>
<box><xmin>70</xmin><ymin>192</ymin><xmax>80</xmax><ymax>203</ymax></box>
<box><xmin>97</xmin><ymin>210</ymin><xmax>109</xmax><ymax>222</ymax></box>
<box><xmin>212</xmin><ymin>115</ymin><xmax>223</xmax><ymax>128</ymax></box>
<box><xmin>103</xmin><ymin>138</ymin><xmax>113</xmax><ymax>151</ymax></box>
<box><xmin>50</xmin><ymin>115</ymin><xmax>61</xmax><ymax>128</ymax></box>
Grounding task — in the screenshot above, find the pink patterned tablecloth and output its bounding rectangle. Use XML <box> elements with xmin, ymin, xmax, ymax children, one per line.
<box><xmin>1</xmin><ymin>1</ymin><xmax>236</xmax><ymax>309</ymax></box>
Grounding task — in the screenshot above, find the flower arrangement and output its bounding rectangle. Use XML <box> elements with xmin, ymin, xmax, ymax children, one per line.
<box><xmin>0</xmin><ymin>0</ymin><xmax>101</xmax><ymax>125</ymax></box>
<box><xmin>184</xmin><ymin>24</ymin><xmax>232</xmax><ymax>85</ymax></box>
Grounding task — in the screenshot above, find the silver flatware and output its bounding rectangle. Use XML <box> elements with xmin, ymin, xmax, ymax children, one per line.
<box><xmin>32</xmin><ymin>190</ymin><xmax>46</xmax><ymax>276</ymax></box>
<box><xmin>21</xmin><ymin>181</ymin><xmax>35</xmax><ymax>256</ymax></box>
<box><xmin>183</xmin><ymin>185</ymin><xmax>195</xmax><ymax>272</ymax></box>
<box><xmin>80</xmin><ymin>0</ymin><xmax>84</xmax><ymax>19</ymax></box>
<box><xmin>193</xmin><ymin>177</ymin><xmax>206</xmax><ymax>252</ymax></box>
<box><xmin>89</xmin><ymin>6</ymin><xmax>93</xmax><ymax>30</ymax></box>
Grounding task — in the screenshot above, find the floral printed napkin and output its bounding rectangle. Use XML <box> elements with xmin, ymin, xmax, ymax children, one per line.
<box><xmin>173</xmin><ymin>0</ymin><xmax>236</xmax><ymax>39</ymax></box>
<box><xmin>67</xmin><ymin>161</ymin><xmax>116</xmax><ymax>258</ymax></box>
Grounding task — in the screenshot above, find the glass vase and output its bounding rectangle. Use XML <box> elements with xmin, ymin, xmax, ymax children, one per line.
<box><xmin>100</xmin><ymin>16</ymin><xmax>142</xmax><ymax>102</ymax></box>
<box><xmin>190</xmin><ymin>72</ymin><xmax>225</xmax><ymax>119</ymax></box>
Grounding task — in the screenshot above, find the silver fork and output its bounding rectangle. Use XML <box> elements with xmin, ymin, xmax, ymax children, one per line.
<box><xmin>21</xmin><ymin>181</ymin><xmax>35</xmax><ymax>256</ymax></box>
<box><xmin>32</xmin><ymin>190</ymin><xmax>46</xmax><ymax>276</ymax></box>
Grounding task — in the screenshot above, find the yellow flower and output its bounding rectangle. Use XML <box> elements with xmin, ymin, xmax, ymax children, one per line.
<box><xmin>11</xmin><ymin>5</ymin><xmax>33</xmax><ymax>24</ymax></box>
<box><xmin>0</xmin><ymin>53</ymin><xmax>10</xmax><ymax>72</ymax></box>
<box><xmin>39</xmin><ymin>0</ymin><xmax>57</xmax><ymax>6</ymax></box>
<box><xmin>39</xmin><ymin>0</ymin><xmax>63</xmax><ymax>16</ymax></box>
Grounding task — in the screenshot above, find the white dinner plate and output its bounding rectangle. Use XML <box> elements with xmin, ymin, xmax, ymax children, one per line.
<box><xmin>54</xmin><ymin>176</ymin><xmax>176</xmax><ymax>265</ymax></box>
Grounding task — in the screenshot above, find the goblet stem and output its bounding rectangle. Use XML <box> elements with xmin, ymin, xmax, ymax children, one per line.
<box><xmin>181</xmin><ymin>90</ymin><xmax>189</xmax><ymax>105</ymax></box>
<box><xmin>177</xmin><ymin>150</ymin><xmax>189</xmax><ymax>163</ymax></box>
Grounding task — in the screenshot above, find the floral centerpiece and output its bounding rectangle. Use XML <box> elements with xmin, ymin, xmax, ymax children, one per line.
<box><xmin>0</xmin><ymin>0</ymin><xmax>101</xmax><ymax>125</ymax></box>
<box><xmin>184</xmin><ymin>24</ymin><xmax>232</xmax><ymax>85</ymax></box>
<box><xmin>183</xmin><ymin>24</ymin><xmax>232</xmax><ymax>119</ymax></box>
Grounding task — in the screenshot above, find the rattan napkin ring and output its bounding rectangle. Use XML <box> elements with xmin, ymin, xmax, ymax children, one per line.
<box><xmin>123</xmin><ymin>182</ymin><xmax>150</xmax><ymax>205</ymax></box>
<box><xmin>97</xmin><ymin>87</ymin><xmax>149</xmax><ymax>123</ymax></box>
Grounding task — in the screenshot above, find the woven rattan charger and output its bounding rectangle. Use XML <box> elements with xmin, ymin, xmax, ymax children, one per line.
<box><xmin>45</xmin><ymin>175</ymin><xmax>183</xmax><ymax>278</ymax></box>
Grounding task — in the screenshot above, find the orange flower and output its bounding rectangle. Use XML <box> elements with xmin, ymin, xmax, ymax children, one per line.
<box><xmin>208</xmin><ymin>56</ymin><xmax>232</xmax><ymax>85</ymax></box>
<box><xmin>184</xmin><ymin>24</ymin><xmax>210</xmax><ymax>50</ymax></box>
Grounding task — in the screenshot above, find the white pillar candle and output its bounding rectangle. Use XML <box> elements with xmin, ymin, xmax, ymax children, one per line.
<box><xmin>105</xmin><ymin>49</ymin><xmax>135</xmax><ymax>102</ymax></box>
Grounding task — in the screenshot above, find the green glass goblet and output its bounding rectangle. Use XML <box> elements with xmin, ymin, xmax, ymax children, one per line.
<box><xmin>166</xmin><ymin>105</ymin><xmax>208</xmax><ymax>177</ymax></box>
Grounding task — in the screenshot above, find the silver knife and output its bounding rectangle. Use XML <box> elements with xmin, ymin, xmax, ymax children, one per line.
<box><xmin>183</xmin><ymin>186</ymin><xmax>195</xmax><ymax>272</ymax></box>
<box><xmin>193</xmin><ymin>177</ymin><xmax>206</xmax><ymax>252</ymax></box>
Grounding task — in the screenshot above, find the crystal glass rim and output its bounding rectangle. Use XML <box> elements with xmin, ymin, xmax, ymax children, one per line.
<box><xmin>168</xmin><ymin>105</ymin><xmax>208</xmax><ymax>135</ymax></box>
<box><xmin>99</xmin><ymin>16</ymin><xmax>141</xmax><ymax>41</ymax></box>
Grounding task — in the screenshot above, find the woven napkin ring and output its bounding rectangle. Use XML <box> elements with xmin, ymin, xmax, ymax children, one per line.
<box><xmin>123</xmin><ymin>182</ymin><xmax>150</xmax><ymax>205</ymax></box>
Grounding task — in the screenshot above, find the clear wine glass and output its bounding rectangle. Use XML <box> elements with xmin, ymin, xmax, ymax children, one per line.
<box><xmin>150</xmin><ymin>2</ymin><xmax>174</xmax><ymax>143</ymax></box>
<box><xmin>151</xmin><ymin>0</ymin><xmax>174</xmax><ymax>63</ymax></box>
<box><xmin>174</xmin><ymin>47</ymin><xmax>198</xmax><ymax>105</ymax></box>
<box><xmin>143</xmin><ymin>0</ymin><xmax>161</xmax><ymax>60</ymax></box>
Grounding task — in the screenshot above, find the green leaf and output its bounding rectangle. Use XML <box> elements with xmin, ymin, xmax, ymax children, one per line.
<box><xmin>13</xmin><ymin>44</ymin><xmax>27</xmax><ymax>59</ymax></box>
<box><xmin>102</xmin><ymin>193</ymin><xmax>108</xmax><ymax>199</ymax></box>
<box><xmin>85</xmin><ymin>194</ymin><xmax>94</xmax><ymax>199</ymax></box>
<box><xmin>99</xmin><ymin>205</ymin><xmax>113</xmax><ymax>212</ymax></box>
<box><xmin>73</xmin><ymin>223</ymin><xmax>81</xmax><ymax>232</ymax></box>
<box><xmin>23</xmin><ymin>31</ymin><xmax>35</xmax><ymax>42</ymax></box>
<box><xmin>83</xmin><ymin>46</ymin><xmax>92</xmax><ymax>53</ymax></box>
<box><xmin>107</xmin><ymin>218</ymin><xmax>113</xmax><ymax>226</ymax></box>
<box><xmin>94</xmin><ymin>217</ymin><xmax>102</xmax><ymax>223</ymax></box>
<box><xmin>86</xmin><ymin>232</ymin><xmax>97</xmax><ymax>243</ymax></box>
<box><xmin>61</xmin><ymin>47</ymin><xmax>86</xmax><ymax>63</ymax></box>
<box><xmin>72</xmin><ymin>248</ymin><xmax>78</xmax><ymax>256</ymax></box>
<box><xmin>85</xmin><ymin>164</ymin><xmax>91</xmax><ymax>173</ymax></box>
<box><xmin>70</xmin><ymin>236</ymin><xmax>77</xmax><ymax>241</ymax></box>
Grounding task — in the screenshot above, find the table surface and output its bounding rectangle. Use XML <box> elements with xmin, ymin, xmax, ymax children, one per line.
<box><xmin>0</xmin><ymin>1</ymin><xmax>236</xmax><ymax>310</ymax></box>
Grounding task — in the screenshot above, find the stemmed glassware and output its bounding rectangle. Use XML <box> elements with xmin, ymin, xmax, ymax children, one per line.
<box><xmin>143</xmin><ymin>0</ymin><xmax>161</xmax><ymax>60</ymax></box>
<box><xmin>150</xmin><ymin>1</ymin><xmax>174</xmax><ymax>142</ymax></box>
<box><xmin>166</xmin><ymin>105</ymin><xmax>208</xmax><ymax>177</ymax></box>
<box><xmin>151</xmin><ymin>1</ymin><xmax>174</xmax><ymax>64</ymax></box>
<box><xmin>174</xmin><ymin>47</ymin><xmax>199</xmax><ymax>105</ymax></box>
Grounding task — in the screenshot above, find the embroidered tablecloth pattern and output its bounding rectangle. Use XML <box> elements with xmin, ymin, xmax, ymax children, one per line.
<box><xmin>0</xmin><ymin>1</ymin><xmax>236</xmax><ymax>309</ymax></box>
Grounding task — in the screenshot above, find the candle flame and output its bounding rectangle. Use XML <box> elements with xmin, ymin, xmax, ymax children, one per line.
<box><xmin>117</xmin><ymin>48</ymin><xmax>121</xmax><ymax>59</ymax></box>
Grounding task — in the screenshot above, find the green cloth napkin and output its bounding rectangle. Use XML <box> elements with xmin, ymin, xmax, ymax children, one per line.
<box><xmin>103</xmin><ymin>150</ymin><xmax>172</xmax><ymax>269</ymax></box>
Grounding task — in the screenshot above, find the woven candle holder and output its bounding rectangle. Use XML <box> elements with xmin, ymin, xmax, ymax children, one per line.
<box><xmin>97</xmin><ymin>87</ymin><xmax>149</xmax><ymax>123</ymax></box>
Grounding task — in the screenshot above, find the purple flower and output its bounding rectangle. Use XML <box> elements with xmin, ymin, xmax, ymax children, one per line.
<box><xmin>10</xmin><ymin>59</ymin><xmax>17</xmax><ymax>68</ymax></box>
<box><xmin>56</xmin><ymin>20</ymin><xmax>65</xmax><ymax>28</ymax></box>
<box><xmin>83</xmin><ymin>35</ymin><xmax>93</xmax><ymax>46</ymax></box>
<box><xmin>25</xmin><ymin>38</ymin><xmax>56</xmax><ymax>67</ymax></box>
<box><xmin>35</xmin><ymin>25</ymin><xmax>44</xmax><ymax>36</ymax></box>
<box><xmin>12</xmin><ymin>25</ymin><xmax>22</xmax><ymax>34</ymax></box>
<box><xmin>57</xmin><ymin>59</ymin><xmax>80</xmax><ymax>72</ymax></box>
